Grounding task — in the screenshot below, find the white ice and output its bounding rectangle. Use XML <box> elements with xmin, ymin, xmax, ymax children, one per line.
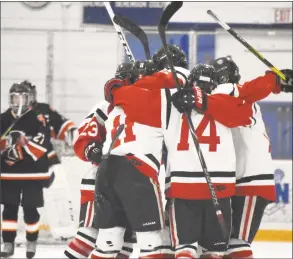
<box><xmin>2</xmin><ymin>241</ymin><xmax>292</xmax><ymax>258</ymax></box>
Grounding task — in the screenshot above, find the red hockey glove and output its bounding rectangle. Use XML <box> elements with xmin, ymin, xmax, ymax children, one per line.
<box><xmin>104</xmin><ymin>78</ymin><xmax>128</xmax><ymax>103</ymax></box>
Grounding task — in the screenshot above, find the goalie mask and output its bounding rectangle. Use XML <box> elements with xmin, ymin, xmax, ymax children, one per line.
<box><xmin>152</xmin><ymin>44</ymin><xmax>187</xmax><ymax>70</ymax></box>
<box><xmin>211</xmin><ymin>56</ymin><xmax>241</xmax><ymax>84</ymax></box>
<box><xmin>9</xmin><ymin>82</ymin><xmax>33</xmax><ymax>116</ymax></box>
<box><xmin>188</xmin><ymin>64</ymin><xmax>217</xmax><ymax>94</ymax></box>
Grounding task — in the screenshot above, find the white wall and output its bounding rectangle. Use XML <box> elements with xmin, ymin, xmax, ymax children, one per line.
<box><xmin>1</xmin><ymin>2</ymin><xmax>292</xmax><ymax>31</ymax></box>
<box><xmin>171</xmin><ymin>2</ymin><xmax>292</xmax><ymax>24</ymax></box>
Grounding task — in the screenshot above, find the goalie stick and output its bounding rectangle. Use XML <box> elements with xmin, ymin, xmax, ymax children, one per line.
<box><xmin>113</xmin><ymin>14</ymin><xmax>151</xmax><ymax>60</ymax></box>
<box><xmin>207</xmin><ymin>10</ymin><xmax>287</xmax><ymax>81</ymax></box>
<box><xmin>104</xmin><ymin>2</ymin><xmax>135</xmax><ymax>62</ymax></box>
<box><xmin>158</xmin><ymin>1</ymin><xmax>229</xmax><ymax>241</ymax></box>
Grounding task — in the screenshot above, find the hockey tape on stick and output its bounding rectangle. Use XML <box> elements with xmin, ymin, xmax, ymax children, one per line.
<box><xmin>207</xmin><ymin>10</ymin><xmax>287</xmax><ymax>81</ymax></box>
<box><xmin>113</xmin><ymin>14</ymin><xmax>151</xmax><ymax>60</ymax></box>
<box><xmin>104</xmin><ymin>2</ymin><xmax>135</xmax><ymax>63</ymax></box>
<box><xmin>158</xmin><ymin>2</ymin><xmax>229</xmax><ymax>241</ymax></box>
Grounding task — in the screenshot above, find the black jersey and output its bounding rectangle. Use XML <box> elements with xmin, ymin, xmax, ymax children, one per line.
<box><xmin>1</xmin><ymin>108</ymin><xmax>52</xmax><ymax>182</ymax></box>
<box><xmin>32</xmin><ymin>102</ymin><xmax>75</xmax><ymax>141</ymax></box>
<box><xmin>31</xmin><ymin>102</ymin><xmax>76</xmax><ymax>166</ymax></box>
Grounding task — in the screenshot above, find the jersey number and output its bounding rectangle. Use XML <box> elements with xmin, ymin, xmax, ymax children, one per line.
<box><xmin>112</xmin><ymin>115</ymin><xmax>136</xmax><ymax>148</ymax></box>
<box><xmin>177</xmin><ymin>114</ymin><xmax>220</xmax><ymax>152</ymax></box>
<box><xmin>80</xmin><ymin>121</ymin><xmax>98</xmax><ymax>137</ymax></box>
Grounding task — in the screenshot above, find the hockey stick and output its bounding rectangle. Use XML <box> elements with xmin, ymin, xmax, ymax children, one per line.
<box><xmin>158</xmin><ymin>2</ymin><xmax>229</xmax><ymax>240</ymax></box>
<box><xmin>207</xmin><ymin>10</ymin><xmax>287</xmax><ymax>81</ymax></box>
<box><xmin>104</xmin><ymin>2</ymin><xmax>135</xmax><ymax>62</ymax></box>
<box><xmin>113</xmin><ymin>14</ymin><xmax>151</xmax><ymax>60</ymax></box>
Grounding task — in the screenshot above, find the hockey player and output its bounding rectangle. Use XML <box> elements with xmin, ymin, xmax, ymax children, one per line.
<box><xmin>0</xmin><ymin>82</ymin><xmax>53</xmax><ymax>259</ymax></box>
<box><xmin>104</xmin><ymin>58</ymin><xmax>291</xmax><ymax>258</ymax></box>
<box><xmin>210</xmin><ymin>56</ymin><xmax>293</xmax><ymax>258</ymax></box>
<box><xmin>64</xmin><ymin>63</ymin><xmax>140</xmax><ymax>259</ymax></box>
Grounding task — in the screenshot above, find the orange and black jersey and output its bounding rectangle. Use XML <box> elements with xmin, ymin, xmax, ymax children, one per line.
<box><xmin>31</xmin><ymin>102</ymin><xmax>76</xmax><ymax>166</ymax></box>
<box><xmin>32</xmin><ymin>102</ymin><xmax>75</xmax><ymax>141</ymax></box>
<box><xmin>1</xmin><ymin>108</ymin><xmax>52</xmax><ymax>181</ymax></box>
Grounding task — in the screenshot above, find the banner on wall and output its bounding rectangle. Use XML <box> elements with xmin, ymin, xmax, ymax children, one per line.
<box><xmin>255</xmin><ymin>160</ymin><xmax>292</xmax><ymax>242</ymax></box>
<box><xmin>82</xmin><ymin>2</ymin><xmax>165</xmax><ymax>26</ymax></box>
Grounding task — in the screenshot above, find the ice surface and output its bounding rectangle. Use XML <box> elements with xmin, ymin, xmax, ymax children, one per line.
<box><xmin>2</xmin><ymin>241</ymin><xmax>292</xmax><ymax>258</ymax></box>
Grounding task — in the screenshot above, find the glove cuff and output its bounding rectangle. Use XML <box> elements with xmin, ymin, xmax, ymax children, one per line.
<box><xmin>193</xmin><ymin>87</ymin><xmax>208</xmax><ymax>113</ymax></box>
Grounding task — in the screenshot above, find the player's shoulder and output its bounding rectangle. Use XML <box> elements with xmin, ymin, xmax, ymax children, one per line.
<box><xmin>33</xmin><ymin>102</ymin><xmax>51</xmax><ymax>113</ymax></box>
<box><xmin>88</xmin><ymin>100</ymin><xmax>110</xmax><ymax>115</ymax></box>
<box><xmin>212</xmin><ymin>83</ymin><xmax>236</xmax><ymax>96</ymax></box>
<box><xmin>1</xmin><ymin>108</ymin><xmax>12</xmax><ymax>118</ymax></box>
<box><xmin>174</xmin><ymin>66</ymin><xmax>190</xmax><ymax>77</ymax></box>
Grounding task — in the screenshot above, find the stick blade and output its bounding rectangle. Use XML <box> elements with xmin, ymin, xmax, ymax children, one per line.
<box><xmin>114</xmin><ymin>14</ymin><xmax>151</xmax><ymax>59</ymax></box>
<box><xmin>159</xmin><ymin>1</ymin><xmax>183</xmax><ymax>28</ymax></box>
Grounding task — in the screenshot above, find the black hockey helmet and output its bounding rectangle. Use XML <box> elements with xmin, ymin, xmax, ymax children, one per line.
<box><xmin>188</xmin><ymin>63</ymin><xmax>217</xmax><ymax>94</ymax></box>
<box><xmin>152</xmin><ymin>44</ymin><xmax>187</xmax><ymax>70</ymax></box>
<box><xmin>9</xmin><ymin>82</ymin><xmax>33</xmax><ymax>116</ymax></box>
<box><xmin>21</xmin><ymin>80</ymin><xmax>37</xmax><ymax>103</ymax></box>
<box><xmin>115</xmin><ymin>62</ymin><xmax>134</xmax><ymax>80</ymax></box>
<box><xmin>211</xmin><ymin>56</ymin><xmax>241</xmax><ymax>84</ymax></box>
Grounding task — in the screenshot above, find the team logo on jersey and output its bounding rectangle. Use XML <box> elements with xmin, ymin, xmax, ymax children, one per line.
<box><xmin>6</xmin><ymin>130</ymin><xmax>25</xmax><ymax>147</ymax></box>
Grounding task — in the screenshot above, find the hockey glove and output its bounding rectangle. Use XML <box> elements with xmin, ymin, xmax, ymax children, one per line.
<box><xmin>171</xmin><ymin>87</ymin><xmax>208</xmax><ymax>114</ymax></box>
<box><xmin>1</xmin><ymin>144</ymin><xmax>23</xmax><ymax>165</ymax></box>
<box><xmin>104</xmin><ymin>78</ymin><xmax>128</xmax><ymax>103</ymax></box>
<box><xmin>84</xmin><ymin>140</ymin><xmax>103</xmax><ymax>165</ymax></box>
<box><xmin>266</xmin><ymin>69</ymin><xmax>293</xmax><ymax>93</ymax></box>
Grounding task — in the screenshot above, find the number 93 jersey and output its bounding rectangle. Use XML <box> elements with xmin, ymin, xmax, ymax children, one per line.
<box><xmin>164</xmin><ymin>94</ymin><xmax>236</xmax><ymax>200</ymax></box>
<box><xmin>103</xmin><ymin>106</ymin><xmax>165</xmax><ymax>180</ymax></box>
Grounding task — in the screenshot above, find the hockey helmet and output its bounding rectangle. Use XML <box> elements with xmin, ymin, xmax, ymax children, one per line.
<box><xmin>152</xmin><ymin>44</ymin><xmax>187</xmax><ymax>70</ymax></box>
<box><xmin>115</xmin><ymin>62</ymin><xmax>134</xmax><ymax>80</ymax></box>
<box><xmin>21</xmin><ymin>80</ymin><xmax>37</xmax><ymax>103</ymax></box>
<box><xmin>211</xmin><ymin>56</ymin><xmax>241</xmax><ymax>84</ymax></box>
<box><xmin>9</xmin><ymin>82</ymin><xmax>32</xmax><ymax>116</ymax></box>
<box><xmin>188</xmin><ymin>63</ymin><xmax>217</xmax><ymax>94</ymax></box>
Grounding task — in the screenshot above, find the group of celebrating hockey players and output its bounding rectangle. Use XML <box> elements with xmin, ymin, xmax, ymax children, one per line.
<box><xmin>1</xmin><ymin>81</ymin><xmax>77</xmax><ymax>258</ymax></box>
<box><xmin>1</xmin><ymin>43</ymin><xmax>292</xmax><ymax>259</ymax></box>
<box><xmin>63</xmin><ymin>44</ymin><xmax>292</xmax><ymax>259</ymax></box>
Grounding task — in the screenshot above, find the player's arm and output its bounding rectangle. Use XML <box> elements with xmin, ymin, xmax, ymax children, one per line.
<box><xmin>73</xmin><ymin>106</ymin><xmax>107</xmax><ymax>164</ymax></box>
<box><xmin>48</xmin><ymin>106</ymin><xmax>77</xmax><ymax>145</ymax></box>
<box><xmin>2</xmin><ymin>119</ymin><xmax>51</xmax><ymax>166</ymax></box>
<box><xmin>235</xmin><ymin>71</ymin><xmax>293</xmax><ymax>103</ymax></box>
<box><xmin>171</xmin><ymin>87</ymin><xmax>256</xmax><ymax>128</ymax></box>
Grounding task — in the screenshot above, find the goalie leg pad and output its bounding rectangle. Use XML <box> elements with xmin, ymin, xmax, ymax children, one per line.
<box><xmin>64</xmin><ymin>227</ymin><xmax>98</xmax><ymax>259</ymax></box>
<box><xmin>174</xmin><ymin>243</ymin><xmax>197</xmax><ymax>259</ymax></box>
<box><xmin>89</xmin><ymin>227</ymin><xmax>125</xmax><ymax>259</ymax></box>
<box><xmin>137</xmin><ymin>231</ymin><xmax>167</xmax><ymax>258</ymax></box>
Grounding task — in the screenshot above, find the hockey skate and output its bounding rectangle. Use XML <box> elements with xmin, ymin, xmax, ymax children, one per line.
<box><xmin>26</xmin><ymin>241</ymin><xmax>37</xmax><ymax>259</ymax></box>
<box><xmin>0</xmin><ymin>242</ymin><xmax>14</xmax><ymax>258</ymax></box>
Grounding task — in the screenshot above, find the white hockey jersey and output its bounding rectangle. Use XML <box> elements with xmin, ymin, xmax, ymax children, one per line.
<box><xmin>164</xmin><ymin>97</ymin><xmax>236</xmax><ymax>199</ymax></box>
<box><xmin>215</xmin><ymin>82</ymin><xmax>276</xmax><ymax>201</ymax></box>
